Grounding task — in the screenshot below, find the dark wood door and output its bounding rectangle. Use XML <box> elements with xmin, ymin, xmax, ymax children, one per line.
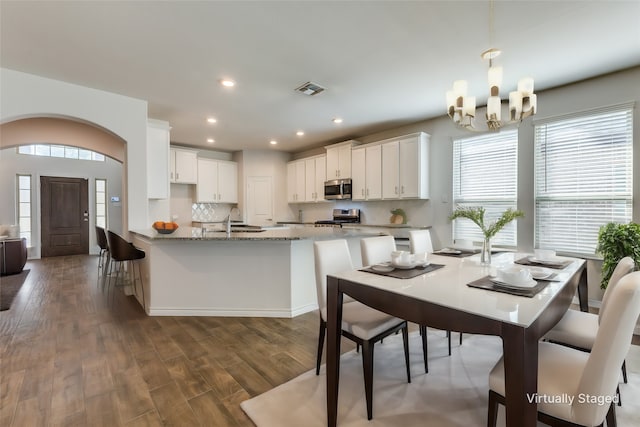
<box><xmin>41</xmin><ymin>176</ymin><xmax>89</xmax><ymax>257</ymax></box>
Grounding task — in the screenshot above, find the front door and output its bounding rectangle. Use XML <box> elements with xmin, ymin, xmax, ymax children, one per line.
<box><xmin>40</xmin><ymin>176</ymin><xmax>89</xmax><ymax>257</ymax></box>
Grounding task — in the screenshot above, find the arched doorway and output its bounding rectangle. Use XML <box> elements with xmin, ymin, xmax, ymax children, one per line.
<box><xmin>0</xmin><ymin>117</ymin><xmax>127</xmax><ymax>258</ymax></box>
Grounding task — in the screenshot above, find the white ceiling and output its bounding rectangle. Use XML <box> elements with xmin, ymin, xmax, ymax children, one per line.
<box><xmin>2</xmin><ymin>1</ymin><xmax>639</xmax><ymax>153</ymax></box>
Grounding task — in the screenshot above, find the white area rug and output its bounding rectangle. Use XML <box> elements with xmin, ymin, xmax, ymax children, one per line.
<box><xmin>242</xmin><ymin>331</ymin><xmax>640</xmax><ymax>427</ymax></box>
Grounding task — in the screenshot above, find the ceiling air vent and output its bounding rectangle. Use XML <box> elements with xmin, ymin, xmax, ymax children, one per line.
<box><xmin>295</xmin><ymin>81</ymin><xmax>325</xmax><ymax>96</ymax></box>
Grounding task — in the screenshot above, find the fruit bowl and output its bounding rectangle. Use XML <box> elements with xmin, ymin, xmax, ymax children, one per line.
<box><xmin>152</xmin><ymin>221</ymin><xmax>179</xmax><ymax>234</ymax></box>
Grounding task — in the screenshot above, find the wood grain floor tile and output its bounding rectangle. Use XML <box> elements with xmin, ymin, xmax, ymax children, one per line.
<box><xmin>113</xmin><ymin>370</ymin><xmax>156</xmax><ymax>423</ymax></box>
<box><xmin>0</xmin><ymin>369</ymin><xmax>24</xmax><ymax>427</ymax></box>
<box><xmin>82</xmin><ymin>355</ymin><xmax>115</xmax><ymax>399</ymax></box>
<box><xmin>123</xmin><ymin>410</ymin><xmax>164</xmax><ymax>427</ymax></box>
<box><xmin>188</xmin><ymin>390</ymin><xmax>237</xmax><ymax>427</ymax></box>
<box><xmin>163</xmin><ymin>355</ymin><xmax>211</xmax><ymax>400</ymax></box>
<box><xmin>134</xmin><ymin>350</ymin><xmax>173</xmax><ymax>390</ymax></box>
<box><xmin>83</xmin><ymin>390</ymin><xmax>121</xmax><ymax>427</ymax></box>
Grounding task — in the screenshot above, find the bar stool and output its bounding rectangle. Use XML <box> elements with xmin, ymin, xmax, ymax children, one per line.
<box><xmin>106</xmin><ymin>230</ymin><xmax>146</xmax><ymax>311</ymax></box>
<box><xmin>95</xmin><ymin>226</ymin><xmax>109</xmax><ymax>277</ymax></box>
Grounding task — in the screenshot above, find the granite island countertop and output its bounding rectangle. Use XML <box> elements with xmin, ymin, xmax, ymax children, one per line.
<box><xmin>130</xmin><ymin>226</ymin><xmax>384</xmax><ymax>241</ymax></box>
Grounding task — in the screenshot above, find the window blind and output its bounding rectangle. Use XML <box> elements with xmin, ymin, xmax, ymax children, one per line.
<box><xmin>534</xmin><ymin>106</ymin><xmax>633</xmax><ymax>255</ymax></box>
<box><xmin>452</xmin><ymin>130</ymin><xmax>518</xmax><ymax>246</ymax></box>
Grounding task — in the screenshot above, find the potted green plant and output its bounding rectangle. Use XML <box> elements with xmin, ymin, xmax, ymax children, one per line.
<box><xmin>449</xmin><ymin>206</ymin><xmax>524</xmax><ymax>265</ymax></box>
<box><xmin>596</xmin><ymin>222</ymin><xmax>640</xmax><ymax>289</ymax></box>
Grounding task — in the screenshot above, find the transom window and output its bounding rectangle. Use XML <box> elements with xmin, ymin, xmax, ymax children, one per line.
<box><xmin>18</xmin><ymin>144</ymin><xmax>105</xmax><ymax>161</ymax></box>
<box><xmin>534</xmin><ymin>104</ymin><xmax>633</xmax><ymax>255</ymax></box>
<box><xmin>452</xmin><ymin>129</ymin><xmax>518</xmax><ymax>246</ymax></box>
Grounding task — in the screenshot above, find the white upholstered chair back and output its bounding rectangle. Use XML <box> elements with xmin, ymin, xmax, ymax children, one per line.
<box><xmin>599</xmin><ymin>256</ymin><xmax>635</xmax><ymax>323</ymax></box>
<box><xmin>573</xmin><ymin>271</ymin><xmax>640</xmax><ymax>425</ymax></box>
<box><xmin>314</xmin><ymin>239</ymin><xmax>354</xmax><ymax>321</ymax></box>
<box><xmin>360</xmin><ymin>235</ymin><xmax>396</xmax><ymax>266</ymax></box>
<box><xmin>409</xmin><ymin>229</ymin><xmax>434</xmax><ymax>254</ymax></box>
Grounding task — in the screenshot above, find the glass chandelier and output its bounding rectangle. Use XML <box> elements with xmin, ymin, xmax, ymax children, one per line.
<box><xmin>446</xmin><ymin>2</ymin><xmax>537</xmax><ymax>132</ymax></box>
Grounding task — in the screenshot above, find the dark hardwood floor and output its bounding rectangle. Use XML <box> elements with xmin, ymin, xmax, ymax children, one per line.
<box><xmin>0</xmin><ymin>255</ymin><xmax>357</xmax><ymax>426</ymax></box>
<box><xmin>1</xmin><ymin>255</ymin><xmax>637</xmax><ymax>426</ymax></box>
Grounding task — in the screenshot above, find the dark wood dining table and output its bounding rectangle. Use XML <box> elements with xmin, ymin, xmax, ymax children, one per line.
<box><xmin>325</xmin><ymin>252</ymin><xmax>587</xmax><ymax>427</ymax></box>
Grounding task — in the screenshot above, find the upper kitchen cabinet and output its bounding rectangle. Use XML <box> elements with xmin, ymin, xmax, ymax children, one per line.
<box><xmin>287</xmin><ymin>159</ymin><xmax>305</xmax><ymax>203</ymax></box>
<box><xmin>196</xmin><ymin>158</ymin><xmax>238</xmax><ymax>203</ymax></box>
<box><xmin>147</xmin><ymin>119</ymin><xmax>170</xmax><ymax>199</ymax></box>
<box><xmin>170</xmin><ymin>147</ymin><xmax>198</xmax><ymax>184</ymax></box>
<box><xmin>304</xmin><ymin>155</ymin><xmax>326</xmax><ymax>202</ymax></box>
<box><xmin>351</xmin><ymin>145</ymin><xmax>381</xmax><ymax>200</ymax></box>
<box><xmin>381</xmin><ymin>132</ymin><xmax>430</xmax><ymax>199</ymax></box>
<box><xmin>325</xmin><ymin>140</ymin><xmax>358</xmax><ymax>179</ymax></box>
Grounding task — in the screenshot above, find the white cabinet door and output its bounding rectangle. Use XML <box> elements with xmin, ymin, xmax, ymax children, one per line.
<box><xmin>314</xmin><ymin>156</ymin><xmax>326</xmax><ymax>202</ymax></box>
<box><xmin>147</xmin><ymin>121</ymin><xmax>170</xmax><ymax>199</ymax></box>
<box><xmin>399</xmin><ymin>135</ymin><xmax>429</xmax><ymax>199</ymax></box>
<box><xmin>286</xmin><ymin>160</ymin><xmax>305</xmax><ymax>203</ymax></box>
<box><xmin>337</xmin><ymin>144</ymin><xmax>352</xmax><ymax>178</ymax></box>
<box><xmin>305</xmin><ymin>158</ymin><xmax>316</xmax><ymax>202</ymax></box>
<box><xmin>326</xmin><ymin>144</ymin><xmax>352</xmax><ymax>179</ymax></box>
<box><xmin>365</xmin><ymin>145</ymin><xmax>382</xmax><ymax>199</ymax></box>
<box><xmin>382</xmin><ymin>140</ymin><xmax>400</xmax><ymax>199</ymax></box>
<box><xmin>174</xmin><ymin>149</ymin><xmax>198</xmax><ymax>184</ymax></box>
<box><xmin>170</xmin><ymin>149</ymin><xmax>177</xmax><ymax>183</ymax></box>
<box><xmin>196</xmin><ymin>158</ymin><xmax>218</xmax><ymax>202</ymax></box>
<box><xmin>326</xmin><ymin>146</ymin><xmax>340</xmax><ymax>179</ymax></box>
<box><xmin>351</xmin><ymin>148</ymin><xmax>366</xmax><ymax>201</ymax></box>
<box><xmin>217</xmin><ymin>161</ymin><xmax>238</xmax><ymax>203</ymax></box>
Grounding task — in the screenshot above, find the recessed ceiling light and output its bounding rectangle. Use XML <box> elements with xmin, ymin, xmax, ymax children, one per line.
<box><xmin>269</xmin><ymin>140</ymin><xmax>278</xmax><ymax>145</ymax></box>
<box><xmin>296</xmin><ymin>131</ymin><xmax>305</xmax><ymax>136</ymax></box>
<box><xmin>207</xmin><ymin>138</ymin><xmax>215</xmax><ymax>144</ymax></box>
<box><xmin>333</xmin><ymin>118</ymin><xmax>343</xmax><ymax>124</ymax></box>
<box><xmin>220</xmin><ymin>79</ymin><xmax>235</xmax><ymax>87</ymax></box>
<box><xmin>207</xmin><ymin>117</ymin><xmax>217</xmax><ymax>123</ymax></box>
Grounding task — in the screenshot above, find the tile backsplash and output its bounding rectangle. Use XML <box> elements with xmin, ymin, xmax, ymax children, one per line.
<box><xmin>191</xmin><ymin>203</ymin><xmax>239</xmax><ymax>222</ymax></box>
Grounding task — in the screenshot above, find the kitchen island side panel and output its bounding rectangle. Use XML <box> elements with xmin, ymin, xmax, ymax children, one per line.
<box><xmin>136</xmin><ymin>237</ymin><xmax>300</xmax><ymax>317</ymax></box>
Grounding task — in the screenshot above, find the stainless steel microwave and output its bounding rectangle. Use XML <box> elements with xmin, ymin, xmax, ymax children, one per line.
<box><xmin>324</xmin><ymin>178</ymin><xmax>352</xmax><ymax>200</ymax></box>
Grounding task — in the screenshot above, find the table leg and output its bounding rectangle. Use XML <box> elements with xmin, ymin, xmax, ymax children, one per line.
<box><xmin>326</xmin><ymin>276</ymin><xmax>343</xmax><ymax>427</ymax></box>
<box><xmin>576</xmin><ymin>267</ymin><xmax>589</xmax><ymax>312</ymax></box>
<box><xmin>502</xmin><ymin>323</ymin><xmax>538</xmax><ymax>427</ymax></box>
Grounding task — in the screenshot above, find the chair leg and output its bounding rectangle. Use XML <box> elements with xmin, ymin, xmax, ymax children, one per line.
<box><xmin>402</xmin><ymin>325</ymin><xmax>411</xmax><ymax>383</ymax></box>
<box><xmin>361</xmin><ymin>340</ymin><xmax>375</xmax><ymax>420</ymax></box>
<box><xmin>487</xmin><ymin>390</ymin><xmax>500</xmax><ymax>427</ymax></box>
<box><xmin>316</xmin><ymin>319</ymin><xmax>326</xmax><ymax>375</ymax></box>
<box><xmin>616</xmin><ymin>385</ymin><xmax>621</xmax><ymax>407</ymax></box>
<box><xmin>460</xmin><ymin>332</ymin><xmax>463</xmax><ymax>345</ymax></box>
<box><xmin>447</xmin><ymin>330</ymin><xmax>452</xmax><ymax>356</ymax></box>
<box><xmin>420</xmin><ymin>325</ymin><xmax>428</xmax><ymax>373</ymax></box>
<box><xmin>606</xmin><ymin>401</ymin><xmax>617</xmax><ymax>427</ymax></box>
<box><xmin>621</xmin><ymin>359</ymin><xmax>628</xmax><ymax>384</ymax></box>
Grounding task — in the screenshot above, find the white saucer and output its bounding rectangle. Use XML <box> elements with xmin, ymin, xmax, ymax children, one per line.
<box><xmin>527</xmin><ymin>266</ymin><xmax>552</xmax><ymax>279</ymax></box>
<box><xmin>491</xmin><ymin>278</ymin><xmax>538</xmax><ymax>289</ymax></box>
<box><xmin>371</xmin><ymin>264</ymin><xmax>394</xmax><ymax>272</ymax></box>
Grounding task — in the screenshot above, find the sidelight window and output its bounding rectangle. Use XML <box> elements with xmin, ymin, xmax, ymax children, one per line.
<box><xmin>17</xmin><ymin>174</ymin><xmax>32</xmax><ymax>246</ymax></box>
<box><xmin>95</xmin><ymin>179</ymin><xmax>107</xmax><ymax>228</ymax></box>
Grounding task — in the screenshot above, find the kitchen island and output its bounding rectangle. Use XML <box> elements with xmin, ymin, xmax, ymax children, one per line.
<box><xmin>130</xmin><ymin>226</ymin><xmax>380</xmax><ymax>317</ymax></box>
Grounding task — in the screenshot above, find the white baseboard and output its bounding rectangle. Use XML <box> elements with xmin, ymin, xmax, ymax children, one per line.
<box><xmin>148</xmin><ymin>307</ymin><xmax>305</xmax><ymax>318</ymax></box>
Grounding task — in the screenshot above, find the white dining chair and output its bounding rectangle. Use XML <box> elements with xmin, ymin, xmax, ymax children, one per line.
<box><xmin>314</xmin><ymin>239</ymin><xmax>411</xmax><ymax>420</ymax></box>
<box><xmin>408</xmin><ymin>229</ymin><xmax>434</xmax><ymax>254</ymax></box>
<box><xmin>544</xmin><ymin>256</ymin><xmax>635</xmax><ymax>403</ymax></box>
<box><xmin>487</xmin><ymin>271</ymin><xmax>640</xmax><ymax>427</ymax></box>
<box><xmin>359</xmin><ymin>235</ymin><xmax>431</xmax><ymax>373</ymax></box>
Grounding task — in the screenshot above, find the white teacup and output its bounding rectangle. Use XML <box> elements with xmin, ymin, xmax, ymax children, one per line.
<box><xmin>496</xmin><ymin>266</ymin><xmax>532</xmax><ymax>285</ymax></box>
<box><xmin>534</xmin><ymin>249</ymin><xmax>556</xmax><ymax>261</ymax></box>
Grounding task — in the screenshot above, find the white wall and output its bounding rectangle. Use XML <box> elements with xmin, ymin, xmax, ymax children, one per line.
<box><xmin>0</xmin><ymin>148</ymin><xmax>123</xmax><ymax>257</ymax></box>
<box><xmin>0</xmin><ymin>68</ymin><xmax>150</xmax><ymax>231</ymax></box>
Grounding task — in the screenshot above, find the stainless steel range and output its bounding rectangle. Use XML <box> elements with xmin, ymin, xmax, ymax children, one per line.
<box><xmin>315</xmin><ymin>208</ymin><xmax>360</xmax><ymax>228</ymax></box>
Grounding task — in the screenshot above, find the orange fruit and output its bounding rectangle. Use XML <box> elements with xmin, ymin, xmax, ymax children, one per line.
<box><xmin>153</xmin><ymin>221</ymin><xmax>165</xmax><ymax>229</ymax></box>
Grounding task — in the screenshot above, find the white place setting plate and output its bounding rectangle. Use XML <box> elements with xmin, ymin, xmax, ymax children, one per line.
<box><xmin>490</xmin><ymin>278</ymin><xmax>538</xmax><ymax>289</ymax></box>
<box><xmin>438</xmin><ymin>248</ymin><xmax>462</xmax><ymax>255</ymax></box>
<box><xmin>390</xmin><ymin>261</ymin><xmax>418</xmax><ymax>269</ymax></box>
<box><xmin>528</xmin><ymin>256</ymin><xmax>565</xmax><ymax>266</ymax></box>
